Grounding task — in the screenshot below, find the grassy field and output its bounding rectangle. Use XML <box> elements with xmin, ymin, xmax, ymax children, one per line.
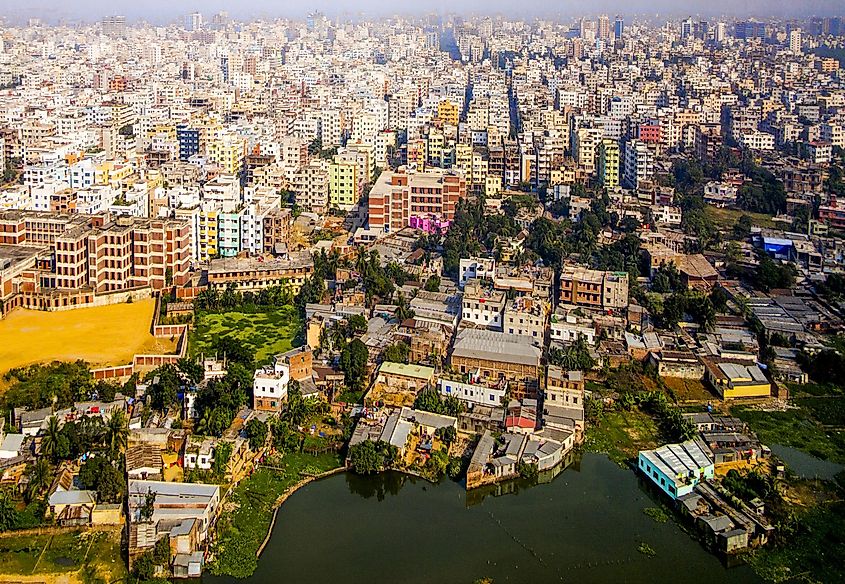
<box><xmin>0</xmin><ymin>529</ymin><xmax>125</xmax><ymax>582</ymax></box>
<box><xmin>209</xmin><ymin>451</ymin><xmax>342</xmax><ymax>578</ymax></box>
<box><xmin>190</xmin><ymin>306</ymin><xmax>302</xmax><ymax>365</ymax></box>
<box><xmin>584</xmin><ymin>408</ymin><xmax>661</xmax><ymax>465</ymax></box>
<box><xmin>0</xmin><ymin>299</ymin><xmax>172</xmax><ymax>373</ymax></box>
<box><xmin>705</xmin><ymin>206</ymin><xmax>778</xmax><ymax>229</ymax></box>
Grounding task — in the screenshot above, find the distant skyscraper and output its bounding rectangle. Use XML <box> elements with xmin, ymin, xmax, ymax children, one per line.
<box><xmin>597</xmin><ymin>15</ymin><xmax>610</xmax><ymax>40</ymax></box>
<box><xmin>185</xmin><ymin>12</ymin><xmax>202</xmax><ymax>32</ymax></box>
<box><xmin>789</xmin><ymin>29</ymin><xmax>802</xmax><ymax>53</ymax></box>
<box><xmin>714</xmin><ymin>22</ymin><xmax>726</xmax><ymax>43</ymax></box>
<box><xmin>101</xmin><ymin>15</ymin><xmax>126</xmax><ymax>37</ymax></box>
<box><xmin>614</xmin><ymin>16</ymin><xmax>624</xmax><ymax>39</ymax></box>
<box><xmin>681</xmin><ymin>17</ymin><xmax>694</xmax><ymax>39</ymax></box>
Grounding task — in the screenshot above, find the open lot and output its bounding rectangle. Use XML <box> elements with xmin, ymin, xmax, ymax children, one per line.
<box><xmin>0</xmin><ymin>299</ymin><xmax>172</xmax><ymax>374</ymax></box>
<box><xmin>0</xmin><ymin>528</ymin><xmax>125</xmax><ymax>582</ymax></box>
<box><xmin>584</xmin><ymin>409</ymin><xmax>661</xmax><ymax>465</ymax></box>
<box><xmin>190</xmin><ymin>306</ymin><xmax>302</xmax><ymax>365</ymax></box>
<box><xmin>705</xmin><ymin>206</ymin><xmax>778</xmax><ymax>229</ymax></box>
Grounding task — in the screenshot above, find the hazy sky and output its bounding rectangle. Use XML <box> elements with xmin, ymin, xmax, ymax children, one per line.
<box><xmin>0</xmin><ymin>1</ymin><xmax>841</xmax><ymax>25</ymax></box>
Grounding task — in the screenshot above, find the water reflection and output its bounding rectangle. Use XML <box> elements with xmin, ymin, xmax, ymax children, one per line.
<box><xmin>344</xmin><ymin>469</ymin><xmax>413</xmax><ymax>500</ymax></box>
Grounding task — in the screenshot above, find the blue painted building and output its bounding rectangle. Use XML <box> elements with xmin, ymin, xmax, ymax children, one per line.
<box><xmin>177</xmin><ymin>125</ymin><xmax>200</xmax><ymax>161</ymax></box>
<box><xmin>638</xmin><ymin>439</ymin><xmax>714</xmax><ymax>500</ymax></box>
<box><xmin>761</xmin><ymin>236</ymin><xmax>794</xmax><ymax>261</ymax></box>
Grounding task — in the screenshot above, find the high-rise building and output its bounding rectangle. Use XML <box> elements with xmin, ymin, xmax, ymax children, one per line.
<box><xmin>614</xmin><ymin>16</ymin><xmax>624</xmax><ymax>39</ymax></box>
<box><xmin>101</xmin><ymin>15</ymin><xmax>126</xmax><ymax>37</ymax></box>
<box><xmin>681</xmin><ymin>17</ymin><xmax>694</xmax><ymax>39</ymax></box>
<box><xmin>597</xmin><ymin>15</ymin><xmax>611</xmax><ymax>40</ymax></box>
<box><xmin>789</xmin><ymin>28</ymin><xmax>802</xmax><ymax>53</ymax></box>
<box><xmin>714</xmin><ymin>22</ymin><xmax>727</xmax><ymax>43</ymax></box>
<box><xmin>185</xmin><ymin>12</ymin><xmax>203</xmax><ymax>32</ymax></box>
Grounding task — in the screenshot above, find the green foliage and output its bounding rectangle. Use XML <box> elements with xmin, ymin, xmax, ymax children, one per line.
<box><xmin>435</xmin><ymin>425</ymin><xmax>457</xmax><ymax>446</ymax></box>
<box><xmin>424</xmin><ymin>275</ymin><xmax>441</xmax><ymax>292</ymax></box>
<box><xmin>642</xmin><ymin>506</ymin><xmax>670</xmax><ymax>523</ymax></box>
<box><xmin>548</xmin><ymin>336</ymin><xmax>595</xmax><ymax>370</ymax></box>
<box><xmin>246</xmin><ymin>418</ymin><xmax>268</xmax><ymax>451</ymax></box>
<box><xmin>348</xmin><ymin>440</ymin><xmax>398</xmax><ymax>475</ymax></box>
<box><xmin>144</xmin><ymin>364</ymin><xmax>180</xmax><ymax>412</ymax></box>
<box><xmin>194</xmin><ymin>283</ymin><xmax>294</xmax><ymax>313</ymax></box>
<box><xmin>209</xmin><ymin>453</ymin><xmax>341</xmax><ymax>577</ymax></box>
<box><xmin>755</xmin><ymin>255</ymin><xmax>797</xmax><ymax>292</ymax></box>
<box><xmin>722</xmin><ymin>469</ymin><xmax>772</xmax><ymax>503</ymax></box>
<box><xmin>413</xmin><ymin>387</ymin><xmax>464</xmax><ymax>417</ymax></box>
<box><xmin>737</xmin><ymin>165</ymin><xmax>787</xmax><ymax>215</ymax></box>
<box><xmin>212</xmin><ymin>441</ymin><xmax>233</xmax><ymax>477</ymax></box>
<box><xmin>443</xmin><ymin>198</ymin><xmax>520</xmax><ymax>276</ymax></box>
<box><xmin>78</xmin><ymin>456</ymin><xmax>125</xmax><ymax>503</ymax></box>
<box><xmin>340</xmin><ymin>339</ymin><xmax>369</xmax><ymax>391</ymax></box>
<box><xmin>382</xmin><ymin>342</ymin><xmax>410</xmax><ymax>364</ymax></box>
<box><xmin>425</xmin><ymin>449</ymin><xmax>449</xmax><ymax>479</ymax></box>
<box><xmin>176</xmin><ymin>357</ymin><xmax>204</xmax><ymax>385</ymax></box>
<box><xmin>2</xmin><ymin>361</ymin><xmax>94</xmax><ymax>410</ymax></box>
<box><xmin>194</xmin><ymin>363</ymin><xmax>252</xmax><ymax>437</ymax></box>
<box><xmin>517</xmin><ymin>461</ymin><xmax>539</xmax><ymax>479</ymax></box>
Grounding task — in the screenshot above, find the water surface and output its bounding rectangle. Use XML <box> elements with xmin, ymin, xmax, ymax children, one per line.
<box><xmin>770</xmin><ymin>444</ymin><xmax>844</xmax><ymax>481</ymax></box>
<box><xmin>208</xmin><ymin>454</ymin><xmax>760</xmax><ymax>584</ymax></box>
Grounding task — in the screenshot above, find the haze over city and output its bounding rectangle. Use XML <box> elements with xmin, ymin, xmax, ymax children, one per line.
<box><xmin>0</xmin><ymin>0</ymin><xmax>843</xmax><ymax>24</ymax></box>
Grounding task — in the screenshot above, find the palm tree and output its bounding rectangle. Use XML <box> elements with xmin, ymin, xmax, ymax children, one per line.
<box><xmin>395</xmin><ymin>293</ymin><xmax>415</xmax><ymax>322</ymax></box>
<box><xmin>195</xmin><ymin>410</ymin><xmax>212</xmax><ymax>436</ymax></box>
<box><xmin>105</xmin><ymin>410</ymin><xmax>129</xmax><ymax>455</ymax></box>
<box><xmin>40</xmin><ymin>416</ymin><xmax>64</xmax><ymax>461</ymax></box>
<box><xmin>25</xmin><ymin>459</ymin><xmax>51</xmax><ymax>503</ymax></box>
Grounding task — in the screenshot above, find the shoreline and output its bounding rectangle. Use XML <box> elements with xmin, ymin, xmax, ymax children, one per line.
<box><xmin>254</xmin><ymin>465</ymin><xmax>437</xmax><ymax>559</ymax></box>
<box><xmin>255</xmin><ymin>466</ymin><xmax>347</xmax><ymax>558</ymax></box>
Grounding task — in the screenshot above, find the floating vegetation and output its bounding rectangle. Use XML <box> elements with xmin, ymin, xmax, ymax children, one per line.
<box><xmin>643</xmin><ymin>506</ymin><xmax>670</xmax><ymax>523</ymax></box>
<box><xmin>637</xmin><ymin>542</ymin><xmax>657</xmax><ymax>557</ymax></box>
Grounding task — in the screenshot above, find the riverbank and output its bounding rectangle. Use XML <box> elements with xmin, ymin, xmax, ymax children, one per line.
<box><xmin>207</xmin><ymin>451</ymin><xmax>342</xmax><ymax>578</ymax></box>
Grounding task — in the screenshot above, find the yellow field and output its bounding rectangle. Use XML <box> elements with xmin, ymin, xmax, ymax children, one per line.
<box><xmin>0</xmin><ymin>298</ymin><xmax>175</xmax><ymax>373</ymax></box>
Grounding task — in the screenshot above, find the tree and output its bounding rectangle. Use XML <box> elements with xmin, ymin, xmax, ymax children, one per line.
<box><xmin>145</xmin><ymin>364</ymin><xmax>180</xmax><ymax>412</ymax></box>
<box><xmin>424</xmin><ymin>275</ymin><xmax>441</xmax><ymax>292</ymax></box>
<box><xmin>41</xmin><ymin>416</ymin><xmax>70</xmax><ymax>462</ymax></box>
<box><xmin>348</xmin><ymin>440</ymin><xmax>397</xmax><ymax>475</ymax></box>
<box><xmin>104</xmin><ymin>410</ymin><xmax>129</xmax><ymax>456</ymax></box>
<box><xmin>732</xmin><ymin>214</ymin><xmax>753</xmax><ymax>240</ymax></box>
<box><xmin>340</xmin><ymin>339</ymin><xmax>369</xmax><ymax>391</ymax></box>
<box><xmin>0</xmin><ymin>491</ymin><xmax>20</xmax><ymax>532</ymax></box>
<box><xmin>382</xmin><ymin>342</ymin><xmax>410</xmax><ymax>364</ymax></box>
<box><xmin>245</xmin><ymin>418</ymin><xmax>268</xmax><ymax>451</ymax></box>
<box><xmin>25</xmin><ymin>459</ymin><xmax>51</xmax><ymax>503</ymax></box>
<box><xmin>79</xmin><ymin>456</ymin><xmax>125</xmax><ymax>503</ymax></box>
<box><xmin>212</xmin><ymin>441</ymin><xmax>233</xmax><ymax>477</ymax></box>
<box><xmin>177</xmin><ymin>357</ymin><xmax>204</xmax><ymax>385</ymax></box>
<box><xmin>413</xmin><ymin>388</ymin><xmax>464</xmax><ymax>417</ymax></box>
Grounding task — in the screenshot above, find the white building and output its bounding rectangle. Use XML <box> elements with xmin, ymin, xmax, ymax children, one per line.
<box><xmin>459</xmin><ymin>257</ymin><xmax>496</xmax><ymax>287</ymax></box>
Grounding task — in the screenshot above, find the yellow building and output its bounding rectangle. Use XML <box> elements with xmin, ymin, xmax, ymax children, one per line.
<box><xmin>598</xmin><ymin>139</ymin><xmax>620</xmax><ymax>188</ymax></box>
<box><xmin>705</xmin><ymin>361</ymin><xmax>771</xmax><ymax>399</ymax></box>
<box><xmin>427</xmin><ymin>132</ymin><xmax>445</xmax><ymax>167</ymax></box>
<box><xmin>329</xmin><ymin>156</ymin><xmax>359</xmax><ymax>210</ymax></box>
<box><xmin>437</xmin><ymin>100</ymin><xmax>459</xmax><ymax>127</ymax></box>
<box><xmin>198</xmin><ymin>208</ymin><xmax>219</xmax><ymax>261</ymax></box>
<box><xmin>407</xmin><ymin>139</ymin><xmax>427</xmax><ymax>171</ymax></box>
<box><xmin>485</xmin><ymin>175</ymin><xmax>502</xmax><ymax>196</ymax></box>
<box><xmin>207</xmin><ymin>136</ymin><xmax>245</xmax><ymax>175</ymax></box>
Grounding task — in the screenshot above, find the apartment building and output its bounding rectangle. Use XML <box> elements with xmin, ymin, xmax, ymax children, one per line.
<box><xmin>503</xmin><ymin>296</ymin><xmax>548</xmax><ymax>346</ymax></box>
<box><xmin>461</xmin><ymin>279</ymin><xmax>506</xmax><ymax>330</ymax></box>
<box><xmin>559</xmin><ymin>266</ymin><xmax>629</xmax><ymax>310</ymax></box>
<box><xmin>368</xmin><ymin>167</ymin><xmax>467</xmax><ymax>234</ymax></box>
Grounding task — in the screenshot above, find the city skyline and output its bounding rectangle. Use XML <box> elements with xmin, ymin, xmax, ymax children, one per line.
<box><xmin>1</xmin><ymin>0</ymin><xmax>843</xmax><ymax>25</ymax></box>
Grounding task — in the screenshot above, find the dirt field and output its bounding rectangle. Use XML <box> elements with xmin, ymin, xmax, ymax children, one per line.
<box><xmin>0</xmin><ymin>299</ymin><xmax>174</xmax><ymax>373</ymax></box>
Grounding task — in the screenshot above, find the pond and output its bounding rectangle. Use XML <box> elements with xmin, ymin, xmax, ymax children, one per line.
<box><xmin>207</xmin><ymin>454</ymin><xmax>760</xmax><ymax>584</ymax></box>
<box><xmin>770</xmin><ymin>443</ymin><xmax>844</xmax><ymax>481</ymax></box>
